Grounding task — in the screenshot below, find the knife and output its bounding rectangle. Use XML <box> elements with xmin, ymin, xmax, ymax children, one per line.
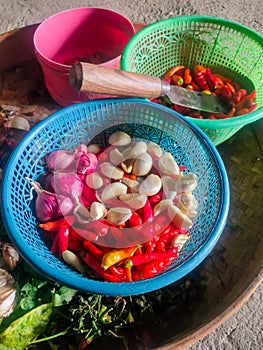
<box><xmin>69</xmin><ymin>63</ymin><xmax>229</xmax><ymax>114</ymax></box>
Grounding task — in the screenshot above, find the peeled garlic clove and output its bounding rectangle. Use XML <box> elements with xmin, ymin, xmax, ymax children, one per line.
<box><xmin>109</xmin><ymin>131</ymin><xmax>131</xmax><ymax>146</ymax></box>
<box><xmin>110</xmin><ymin>148</ymin><xmax>125</xmax><ymax>165</ymax></box>
<box><xmin>2</xmin><ymin>243</ymin><xmax>19</xmax><ymax>270</ymax></box>
<box><xmin>132</xmin><ymin>152</ymin><xmax>153</xmax><ymax>176</ymax></box>
<box><xmin>85</xmin><ymin>171</ymin><xmax>103</xmax><ymax>189</ymax></box>
<box><xmin>90</xmin><ymin>201</ymin><xmax>107</xmax><ymax>220</ymax></box>
<box><xmin>74</xmin><ymin>203</ymin><xmax>91</xmax><ymax>223</ymax></box>
<box><xmin>106</xmin><ymin>207</ymin><xmax>132</xmax><ymax>225</ymax></box>
<box><xmin>119</xmin><ymin>193</ymin><xmax>147</xmax><ymax>210</ymax></box>
<box><xmin>121</xmin><ymin>158</ymin><xmax>134</xmax><ymax>173</ymax></box>
<box><xmin>178</xmin><ymin>193</ymin><xmax>198</xmax><ymax>218</ymax></box>
<box><xmin>86</xmin><ymin>143</ymin><xmax>101</xmax><ymax>154</ymax></box>
<box><xmin>100</xmin><ymin>162</ymin><xmax>124</xmax><ymax>180</ymax></box>
<box><xmin>172</xmin><ymin>234</ymin><xmax>190</xmax><ymax>250</ymax></box>
<box><xmin>147</xmin><ymin>141</ymin><xmax>162</xmax><ymax>158</ymax></box>
<box><xmin>153</xmin><ymin>199</ymin><xmax>174</xmax><ymax>216</ymax></box>
<box><xmin>0</xmin><ymin>285</ymin><xmax>16</xmax><ymax>318</ymax></box>
<box><xmin>62</xmin><ymin>250</ymin><xmax>85</xmax><ymax>274</ymax></box>
<box><xmin>129</xmin><ymin>141</ymin><xmax>148</xmax><ymax>157</ymax></box>
<box><xmin>5</xmin><ymin>116</ymin><xmax>30</xmax><ymax>131</ymax></box>
<box><xmin>121</xmin><ymin>177</ymin><xmax>140</xmax><ymax>191</ymax></box>
<box><xmin>158</xmin><ymin>152</ymin><xmax>180</xmax><ymax>176</ymax></box>
<box><xmin>0</xmin><ymin>268</ymin><xmax>14</xmax><ymax>288</ymax></box>
<box><xmin>161</xmin><ymin>175</ymin><xmax>178</xmax><ymax>200</ymax></box>
<box><xmin>101</xmin><ymin>182</ymin><xmax>127</xmax><ymax>202</ymax></box>
<box><xmin>139</xmin><ymin>174</ymin><xmax>162</xmax><ymax>196</ymax></box>
<box><xmin>175</xmin><ymin>173</ymin><xmax>198</xmax><ymax>193</ymax></box>
<box><xmin>168</xmin><ymin>205</ymin><xmax>193</xmax><ymax>229</ymax></box>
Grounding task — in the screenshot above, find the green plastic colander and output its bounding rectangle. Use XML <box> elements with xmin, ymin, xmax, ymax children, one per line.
<box><xmin>121</xmin><ymin>16</ymin><xmax>263</xmax><ymax>145</ymax></box>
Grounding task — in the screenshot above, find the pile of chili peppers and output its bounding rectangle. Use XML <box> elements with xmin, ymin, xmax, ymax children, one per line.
<box><xmin>150</xmin><ymin>64</ymin><xmax>257</xmax><ymax>119</ymax></box>
<box><xmin>40</xmin><ymin>211</ymin><xmax>188</xmax><ymax>282</ymax></box>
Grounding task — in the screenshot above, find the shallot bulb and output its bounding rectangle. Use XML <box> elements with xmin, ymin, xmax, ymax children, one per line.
<box><xmin>50</xmin><ymin>171</ymin><xmax>83</xmax><ymax>203</ymax></box>
<box><xmin>45</xmin><ymin>149</ymin><xmax>76</xmax><ymax>171</ymax></box>
<box><xmin>75</xmin><ymin>151</ymin><xmax>98</xmax><ymax>175</ymax></box>
<box><xmin>27</xmin><ymin>179</ymin><xmax>74</xmax><ymax>222</ymax></box>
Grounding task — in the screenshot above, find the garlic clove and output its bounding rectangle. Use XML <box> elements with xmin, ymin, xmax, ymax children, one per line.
<box><xmin>106</xmin><ymin>207</ymin><xmax>132</xmax><ymax>225</ymax></box>
<box><xmin>147</xmin><ymin>141</ymin><xmax>163</xmax><ymax>158</ymax></box>
<box><xmin>108</xmin><ymin>131</ymin><xmax>131</xmax><ymax>146</ymax></box>
<box><xmin>119</xmin><ymin>193</ymin><xmax>147</xmax><ymax>210</ymax></box>
<box><xmin>90</xmin><ymin>201</ymin><xmax>107</xmax><ymax>220</ymax></box>
<box><xmin>158</xmin><ymin>152</ymin><xmax>180</xmax><ymax>176</ymax></box>
<box><xmin>62</xmin><ymin>250</ymin><xmax>85</xmax><ymax>274</ymax></box>
<box><xmin>168</xmin><ymin>205</ymin><xmax>193</xmax><ymax>229</ymax></box>
<box><xmin>132</xmin><ymin>152</ymin><xmax>153</xmax><ymax>176</ymax></box>
<box><xmin>161</xmin><ymin>175</ymin><xmax>178</xmax><ymax>200</ymax></box>
<box><xmin>85</xmin><ymin>171</ymin><xmax>103</xmax><ymax>189</ymax></box>
<box><xmin>101</xmin><ymin>182</ymin><xmax>127</xmax><ymax>203</ymax></box>
<box><xmin>100</xmin><ymin>162</ymin><xmax>124</xmax><ymax>180</ymax></box>
<box><xmin>139</xmin><ymin>174</ymin><xmax>162</xmax><ymax>196</ymax></box>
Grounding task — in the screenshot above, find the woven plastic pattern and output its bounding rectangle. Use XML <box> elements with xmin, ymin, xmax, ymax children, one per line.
<box><xmin>121</xmin><ymin>16</ymin><xmax>263</xmax><ymax>145</ymax></box>
<box><xmin>1</xmin><ymin>99</ymin><xmax>229</xmax><ymax>296</ymax></box>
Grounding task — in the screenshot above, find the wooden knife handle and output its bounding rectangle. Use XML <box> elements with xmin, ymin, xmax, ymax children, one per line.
<box><xmin>69</xmin><ymin>62</ymin><xmax>170</xmax><ymax>98</ymax></box>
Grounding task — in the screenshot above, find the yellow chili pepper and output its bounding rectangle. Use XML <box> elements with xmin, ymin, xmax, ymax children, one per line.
<box><xmin>101</xmin><ymin>246</ymin><xmax>138</xmax><ymax>270</ymax></box>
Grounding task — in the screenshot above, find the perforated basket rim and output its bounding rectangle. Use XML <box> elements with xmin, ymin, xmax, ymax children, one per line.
<box><xmin>0</xmin><ymin>98</ymin><xmax>230</xmax><ymax>296</ymax></box>
<box><xmin>121</xmin><ymin>16</ymin><xmax>263</xmax><ymax>128</ymax></box>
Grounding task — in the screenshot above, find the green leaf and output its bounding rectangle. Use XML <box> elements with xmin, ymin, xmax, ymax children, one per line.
<box><xmin>0</xmin><ymin>303</ymin><xmax>53</xmax><ymax>350</ymax></box>
<box><xmin>52</xmin><ymin>286</ymin><xmax>77</xmax><ymax>307</ymax></box>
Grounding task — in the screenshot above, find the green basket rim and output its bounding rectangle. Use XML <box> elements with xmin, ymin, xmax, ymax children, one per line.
<box><xmin>121</xmin><ymin>15</ymin><xmax>263</xmax><ymax>128</ymax></box>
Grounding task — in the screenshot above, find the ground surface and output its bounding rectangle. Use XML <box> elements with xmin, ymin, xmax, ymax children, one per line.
<box><xmin>0</xmin><ymin>1</ymin><xmax>262</xmax><ymax>349</ymax></box>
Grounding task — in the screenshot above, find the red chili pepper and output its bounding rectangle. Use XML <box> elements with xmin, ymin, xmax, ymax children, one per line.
<box><xmin>92</xmin><ymin>219</ymin><xmax>110</xmax><ymax>237</ymax></box>
<box><xmin>125</xmin><ymin>248</ymin><xmax>178</xmax><ymax>268</ymax></box>
<box><xmin>189</xmin><ymin>81</ymin><xmax>200</xmax><ymax>91</ymax></box>
<box><xmin>69</xmin><ymin>227</ymin><xmax>83</xmax><ymax>241</ymax></box>
<box><xmin>170</xmin><ymin>104</ymin><xmax>192</xmax><ymax>116</ymax></box>
<box><xmin>193</xmin><ymin>65</ymin><xmax>206</xmax><ymax>75</ymax></box>
<box><xmin>236</xmin><ymin>90</ymin><xmax>256</xmax><ymax>111</ymax></box>
<box><xmin>183</xmin><ymin>68</ymin><xmax>192</xmax><ymax>85</ymax></box>
<box><xmin>213</xmin><ymin>73</ymin><xmax>232</xmax><ymax>84</ymax></box>
<box><xmin>234</xmin><ymin>89</ymin><xmax>247</xmax><ymax>103</ymax></box>
<box><xmin>55</xmin><ymin>225</ymin><xmax>70</xmax><ymax>259</ymax></box>
<box><xmin>83</xmin><ymin>253</ymin><xmax>122</xmax><ymax>282</ymax></box>
<box><xmin>139</xmin><ymin>256</ymin><xmax>176</xmax><ymax>280</ymax></box>
<box><xmin>81</xmin><ymin>183</ymin><xmax>97</xmax><ymax>205</ymax></box>
<box><xmin>124</xmin><ymin>266</ymin><xmax>133</xmax><ymax>281</ymax></box>
<box><xmin>205</xmin><ymin>68</ymin><xmax>219</xmax><ymax>91</ymax></box>
<box><xmin>72</xmin><ymin>226</ymin><xmax>98</xmax><ymax>242</ymax></box>
<box><xmin>148</xmin><ymin>191</ymin><xmax>163</xmax><ymax>206</ymax></box>
<box><xmin>142</xmin><ymin>198</ymin><xmax>153</xmax><ymax>223</ymax></box>
<box><xmin>248</xmin><ymin>103</ymin><xmax>257</xmax><ymax>113</ymax></box>
<box><xmin>227</xmin><ymin>106</ymin><xmax>236</xmax><ymax>118</ymax></box>
<box><xmin>171</xmin><ymin>74</ymin><xmax>184</xmax><ymax>86</ymax></box>
<box><xmin>194</xmin><ymin>72</ymin><xmax>209</xmax><ymax>91</ymax></box>
<box><xmin>128</xmin><ymin>211</ymin><xmax>143</xmax><ymax>227</ymax></box>
<box><xmin>235</xmin><ymin>107</ymin><xmax>250</xmax><ymax>116</ymax></box>
<box><xmin>163</xmin><ymin>65</ymin><xmax>185</xmax><ymax>79</ymax></box>
<box><xmin>39</xmin><ymin>215</ymin><xmax>75</xmax><ymax>231</ymax></box>
<box><xmin>109</xmin><ymin>265</ymin><xmax>125</xmax><ymax>278</ymax></box>
<box><xmin>83</xmin><ymin>240</ymin><xmax>104</xmax><ymax>260</ymax></box>
<box><xmin>216</xmin><ymin>84</ymin><xmax>233</xmax><ymax>101</ymax></box>
<box><xmin>68</xmin><ymin>240</ymin><xmax>83</xmax><ymax>254</ymax></box>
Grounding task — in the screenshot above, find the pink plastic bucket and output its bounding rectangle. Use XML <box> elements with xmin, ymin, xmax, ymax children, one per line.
<box><xmin>33</xmin><ymin>8</ymin><xmax>135</xmax><ymax>106</ymax></box>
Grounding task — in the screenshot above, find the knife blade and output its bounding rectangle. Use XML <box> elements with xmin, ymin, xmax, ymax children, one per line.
<box><xmin>70</xmin><ymin>63</ymin><xmax>229</xmax><ymax>114</ymax></box>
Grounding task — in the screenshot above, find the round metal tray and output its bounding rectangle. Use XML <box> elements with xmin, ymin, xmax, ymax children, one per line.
<box><xmin>0</xmin><ymin>24</ymin><xmax>262</xmax><ymax>349</ymax></box>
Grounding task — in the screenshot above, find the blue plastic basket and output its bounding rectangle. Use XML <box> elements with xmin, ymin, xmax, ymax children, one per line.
<box><xmin>0</xmin><ymin>98</ymin><xmax>229</xmax><ymax>296</ymax></box>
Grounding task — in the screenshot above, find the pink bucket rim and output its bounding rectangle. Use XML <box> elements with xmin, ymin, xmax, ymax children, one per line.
<box><xmin>33</xmin><ymin>7</ymin><xmax>135</xmax><ymax>68</ymax></box>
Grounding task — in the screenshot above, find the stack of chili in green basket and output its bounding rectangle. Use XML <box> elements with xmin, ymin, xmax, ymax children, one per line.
<box><xmin>150</xmin><ymin>64</ymin><xmax>257</xmax><ymax>119</ymax></box>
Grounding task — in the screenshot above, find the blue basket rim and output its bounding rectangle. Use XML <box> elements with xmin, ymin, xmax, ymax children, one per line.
<box><xmin>0</xmin><ymin>98</ymin><xmax>230</xmax><ymax>296</ymax></box>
